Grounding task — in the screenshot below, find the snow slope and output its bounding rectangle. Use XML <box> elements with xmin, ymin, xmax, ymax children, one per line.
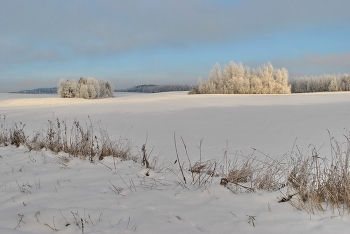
<box><xmin>1</xmin><ymin>91</ymin><xmax>350</xmax><ymax>233</ymax></box>
<box><xmin>1</xmin><ymin>146</ymin><xmax>350</xmax><ymax>234</ymax></box>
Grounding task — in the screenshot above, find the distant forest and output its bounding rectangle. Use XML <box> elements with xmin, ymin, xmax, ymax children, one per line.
<box><xmin>122</xmin><ymin>84</ymin><xmax>193</xmax><ymax>93</ymax></box>
<box><xmin>11</xmin><ymin>87</ymin><xmax>58</xmax><ymax>94</ymax></box>
<box><xmin>11</xmin><ymin>69</ymin><xmax>350</xmax><ymax>95</ymax></box>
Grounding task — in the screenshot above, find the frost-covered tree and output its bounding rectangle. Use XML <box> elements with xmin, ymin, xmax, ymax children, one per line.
<box><xmin>250</xmin><ymin>75</ymin><xmax>263</xmax><ymax>94</ymax></box>
<box><xmin>328</xmin><ymin>76</ymin><xmax>339</xmax><ymax>92</ymax></box>
<box><xmin>99</xmin><ymin>80</ymin><xmax>107</xmax><ymax>97</ymax></box>
<box><xmin>222</xmin><ymin>65</ymin><xmax>233</xmax><ymax>94</ymax></box>
<box><xmin>57</xmin><ymin>77</ymin><xmax>114</xmax><ymax>99</ymax></box>
<box><xmin>209</xmin><ymin>63</ymin><xmax>223</xmax><ymax>93</ymax></box>
<box><xmin>340</xmin><ymin>74</ymin><xmax>350</xmax><ymax>91</ymax></box>
<box><xmin>57</xmin><ymin>79</ymin><xmax>69</xmax><ymax>98</ymax></box>
<box><xmin>57</xmin><ymin>79</ymin><xmax>78</xmax><ymax>98</ymax></box>
<box><xmin>87</xmin><ymin>84</ymin><xmax>97</xmax><ymax>99</ymax></box>
<box><xmin>260</xmin><ymin>62</ymin><xmax>276</xmax><ymax>94</ymax></box>
<box><xmin>79</xmin><ymin>84</ymin><xmax>89</xmax><ymax>99</ymax></box>
<box><xmin>105</xmin><ymin>81</ymin><xmax>114</xmax><ymax>97</ymax></box>
<box><xmin>87</xmin><ymin>78</ymin><xmax>100</xmax><ymax>98</ymax></box>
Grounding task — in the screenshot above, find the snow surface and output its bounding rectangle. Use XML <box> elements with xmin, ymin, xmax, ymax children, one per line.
<box><xmin>1</xmin><ymin>91</ymin><xmax>350</xmax><ymax>233</ymax></box>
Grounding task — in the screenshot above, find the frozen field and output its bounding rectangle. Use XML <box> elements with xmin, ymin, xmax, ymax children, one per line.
<box><xmin>1</xmin><ymin>91</ymin><xmax>350</xmax><ymax>233</ymax></box>
<box><xmin>2</xmin><ymin>91</ymin><xmax>350</xmax><ymax>160</ymax></box>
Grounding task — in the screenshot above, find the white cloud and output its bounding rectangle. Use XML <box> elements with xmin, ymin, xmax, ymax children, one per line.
<box><xmin>1</xmin><ymin>0</ymin><xmax>349</xmax><ymax>64</ymax></box>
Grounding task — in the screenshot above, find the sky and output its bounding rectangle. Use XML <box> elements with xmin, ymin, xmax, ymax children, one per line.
<box><xmin>1</xmin><ymin>0</ymin><xmax>350</xmax><ymax>92</ymax></box>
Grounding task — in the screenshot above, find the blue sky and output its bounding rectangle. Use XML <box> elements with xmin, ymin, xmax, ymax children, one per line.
<box><xmin>1</xmin><ymin>0</ymin><xmax>350</xmax><ymax>92</ymax></box>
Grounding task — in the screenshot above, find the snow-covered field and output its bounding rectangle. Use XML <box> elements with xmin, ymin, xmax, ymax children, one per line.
<box><xmin>1</xmin><ymin>91</ymin><xmax>350</xmax><ymax>233</ymax></box>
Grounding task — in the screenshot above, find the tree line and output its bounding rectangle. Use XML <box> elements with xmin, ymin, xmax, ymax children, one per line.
<box><xmin>189</xmin><ymin>62</ymin><xmax>291</xmax><ymax>94</ymax></box>
<box><xmin>290</xmin><ymin>74</ymin><xmax>350</xmax><ymax>93</ymax></box>
<box><xmin>189</xmin><ymin>61</ymin><xmax>350</xmax><ymax>94</ymax></box>
<box><xmin>57</xmin><ymin>77</ymin><xmax>114</xmax><ymax>99</ymax></box>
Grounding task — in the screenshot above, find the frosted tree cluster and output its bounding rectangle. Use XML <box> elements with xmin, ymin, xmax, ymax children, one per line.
<box><xmin>290</xmin><ymin>74</ymin><xmax>350</xmax><ymax>93</ymax></box>
<box><xmin>189</xmin><ymin>62</ymin><xmax>291</xmax><ymax>94</ymax></box>
<box><xmin>57</xmin><ymin>77</ymin><xmax>114</xmax><ymax>99</ymax></box>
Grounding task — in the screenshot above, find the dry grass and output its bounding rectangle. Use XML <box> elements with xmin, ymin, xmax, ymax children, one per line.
<box><xmin>218</xmin><ymin>134</ymin><xmax>350</xmax><ymax>215</ymax></box>
<box><xmin>0</xmin><ymin>116</ymin><xmax>27</xmax><ymax>147</ymax></box>
<box><xmin>0</xmin><ymin>115</ymin><xmax>133</xmax><ymax>162</ymax></box>
<box><xmin>176</xmin><ymin>131</ymin><xmax>350</xmax><ymax>214</ymax></box>
<box><xmin>285</xmin><ymin>136</ymin><xmax>350</xmax><ymax>214</ymax></box>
